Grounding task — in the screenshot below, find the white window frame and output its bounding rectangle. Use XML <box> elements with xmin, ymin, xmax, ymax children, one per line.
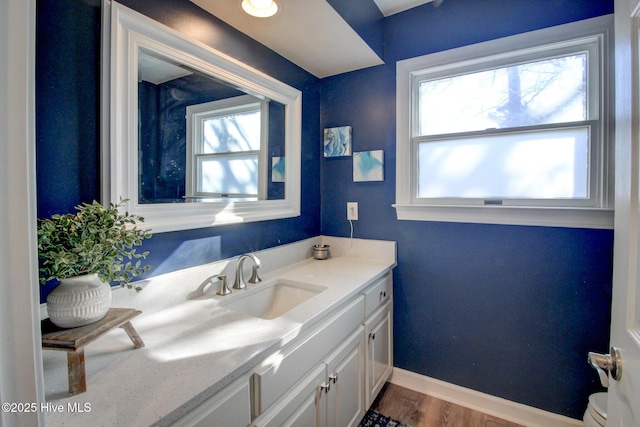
<box><xmin>185</xmin><ymin>95</ymin><xmax>269</xmax><ymax>201</ymax></box>
<box><xmin>395</xmin><ymin>15</ymin><xmax>614</xmax><ymax>229</ymax></box>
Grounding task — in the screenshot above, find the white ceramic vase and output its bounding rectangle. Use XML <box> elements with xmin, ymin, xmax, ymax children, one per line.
<box><xmin>46</xmin><ymin>273</ymin><xmax>112</xmax><ymax>328</ymax></box>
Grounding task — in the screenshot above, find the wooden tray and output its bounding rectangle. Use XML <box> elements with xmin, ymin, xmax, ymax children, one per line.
<box><xmin>41</xmin><ymin>308</ymin><xmax>145</xmax><ymax>396</ymax></box>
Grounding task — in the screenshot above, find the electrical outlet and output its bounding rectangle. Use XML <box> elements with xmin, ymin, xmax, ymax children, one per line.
<box><xmin>347</xmin><ymin>202</ymin><xmax>358</xmax><ymax>220</ymax></box>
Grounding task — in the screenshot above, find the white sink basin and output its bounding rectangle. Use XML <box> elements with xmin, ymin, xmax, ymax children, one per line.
<box><xmin>219</xmin><ymin>280</ymin><xmax>326</xmax><ymax>319</ymax></box>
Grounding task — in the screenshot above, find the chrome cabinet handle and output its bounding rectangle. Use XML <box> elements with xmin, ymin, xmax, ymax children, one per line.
<box><xmin>588</xmin><ymin>347</ymin><xmax>622</xmax><ymax>387</ymax></box>
<box><xmin>369</xmin><ymin>332</ymin><xmax>376</xmax><ymax>340</ymax></box>
<box><xmin>329</xmin><ymin>373</ymin><xmax>338</xmax><ymax>383</ymax></box>
<box><xmin>320</xmin><ymin>382</ymin><xmax>331</xmax><ymax>393</ymax></box>
<box><xmin>379</xmin><ymin>290</ymin><xmax>387</xmax><ymax>301</ymax></box>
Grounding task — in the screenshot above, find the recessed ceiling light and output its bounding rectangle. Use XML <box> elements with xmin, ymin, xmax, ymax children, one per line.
<box><xmin>241</xmin><ymin>0</ymin><xmax>278</xmax><ymax>18</ymax></box>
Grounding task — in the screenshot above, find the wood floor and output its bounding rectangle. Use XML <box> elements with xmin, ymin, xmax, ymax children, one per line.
<box><xmin>372</xmin><ymin>383</ymin><xmax>526</xmax><ymax>427</ymax></box>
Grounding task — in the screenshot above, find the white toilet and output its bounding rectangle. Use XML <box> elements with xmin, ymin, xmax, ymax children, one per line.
<box><xmin>583</xmin><ymin>392</ymin><xmax>607</xmax><ymax>427</ymax></box>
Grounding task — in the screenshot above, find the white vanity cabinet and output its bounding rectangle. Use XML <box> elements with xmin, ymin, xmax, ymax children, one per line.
<box><xmin>170</xmin><ymin>270</ymin><xmax>393</xmax><ymax>427</ymax></box>
<box><xmin>252</xmin><ymin>272</ymin><xmax>393</xmax><ymax>426</ymax></box>
<box><xmin>363</xmin><ymin>274</ymin><xmax>393</xmax><ymax>408</ymax></box>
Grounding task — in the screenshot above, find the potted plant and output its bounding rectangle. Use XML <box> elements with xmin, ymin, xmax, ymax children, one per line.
<box><xmin>37</xmin><ymin>200</ymin><xmax>152</xmax><ymax>328</ymax></box>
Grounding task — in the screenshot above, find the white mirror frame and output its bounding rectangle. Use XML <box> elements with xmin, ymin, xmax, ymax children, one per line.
<box><xmin>105</xmin><ymin>2</ymin><xmax>301</xmax><ymax>232</ymax></box>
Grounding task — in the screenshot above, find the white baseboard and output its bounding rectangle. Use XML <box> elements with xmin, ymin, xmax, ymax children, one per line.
<box><xmin>390</xmin><ymin>368</ymin><xmax>584</xmax><ymax>427</ymax></box>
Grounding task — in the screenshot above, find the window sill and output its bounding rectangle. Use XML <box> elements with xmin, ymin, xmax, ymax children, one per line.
<box><xmin>392</xmin><ymin>204</ymin><xmax>614</xmax><ymax>229</ymax></box>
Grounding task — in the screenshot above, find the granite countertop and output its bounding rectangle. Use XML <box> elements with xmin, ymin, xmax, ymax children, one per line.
<box><xmin>42</xmin><ymin>237</ymin><xmax>396</xmax><ymax>426</ymax></box>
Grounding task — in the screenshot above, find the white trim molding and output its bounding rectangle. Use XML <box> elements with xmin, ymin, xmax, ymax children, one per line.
<box><xmin>390</xmin><ymin>368</ymin><xmax>583</xmax><ymax>427</ymax></box>
<box><xmin>107</xmin><ymin>2</ymin><xmax>302</xmax><ymax>232</ymax></box>
<box><xmin>393</xmin><ymin>204</ymin><xmax>614</xmax><ymax>229</ymax></box>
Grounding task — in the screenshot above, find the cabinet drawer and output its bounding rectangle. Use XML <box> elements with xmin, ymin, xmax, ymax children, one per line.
<box><xmin>171</xmin><ymin>375</ymin><xmax>251</xmax><ymax>427</ymax></box>
<box><xmin>252</xmin><ymin>296</ymin><xmax>365</xmax><ymax>416</ymax></box>
<box><xmin>363</xmin><ymin>273</ymin><xmax>392</xmax><ymax>318</ymax></box>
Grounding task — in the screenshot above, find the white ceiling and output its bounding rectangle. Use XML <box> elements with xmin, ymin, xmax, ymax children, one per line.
<box><xmin>139</xmin><ymin>51</ymin><xmax>193</xmax><ymax>85</ymax></box>
<box><xmin>191</xmin><ymin>0</ymin><xmax>432</xmax><ymax>78</ymax></box>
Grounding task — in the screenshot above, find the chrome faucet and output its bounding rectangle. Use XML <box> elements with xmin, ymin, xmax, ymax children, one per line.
<box><xmin>233</xmin><ymin>253</ymin><xmax>262</xmax><ymax>290</ymax></box>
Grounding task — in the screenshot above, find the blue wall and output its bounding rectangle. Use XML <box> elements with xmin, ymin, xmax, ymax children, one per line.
<box><xmin>35</xmin><ymin>0</ymin><xmax>321</xmax><ymax>299</ymax></box>
<box><xmin>36</xmin><ymin>0</ymin><xmax>102</xmax><ymax>216</ymax></box>
<box><xmin>320</xmin><ymin>0</ymin><xmax>613</xmax><ymax>420</ymax></box>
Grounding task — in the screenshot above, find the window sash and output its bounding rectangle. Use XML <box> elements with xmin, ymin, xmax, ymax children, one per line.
<box><xmin>199</xmin><ymin>104</ymin><xmax>262</xmax><ymax>154</ymax></box>
<box><xmin>194</xmin><ymin>152</ymin><xmax>259</xmax><ymax>197</ymax></box>
<box><xmin>411</xmin><ymin>122</ymin><xmax>599</xmax><ymax>207</ymax></box>
<box><xmin>411</xmin><ymin>42</ymin><xmax>599</xmax><ymax>134</ymax></box>
<box><xmin>414</xmin><ymin>52</ymin><xmax>590</xmax><ymax>136</ymax></box>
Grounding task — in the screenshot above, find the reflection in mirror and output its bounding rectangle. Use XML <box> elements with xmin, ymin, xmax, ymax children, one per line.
<box><xmin>137</xmin><ymin>49</ymin><xmax>285</xmax><ymax>204</ymax></box>
<box><xmin>107</xmin><ymin>2</ymin><xmax>301</xmax><ymax>232</ymax></box>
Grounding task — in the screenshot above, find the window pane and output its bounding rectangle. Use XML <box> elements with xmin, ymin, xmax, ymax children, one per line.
<box><xmin>417</xmin><ymin>127</ymin><xmax>589</xmax><ymax>199</ymax></box>
<box><xmin>203</xmin><ymin>110</ymin><xmax>261</xmax><ymax>153</ymax></box>
<box><xmin>197</xmin><ymin>154</ymin><xmax>258</xmax><ymax>195</ymax></box>
<box><xmin>418</xmin><ymin>54</ymin><xmax>587</xmax><ymax>136</ymax></box>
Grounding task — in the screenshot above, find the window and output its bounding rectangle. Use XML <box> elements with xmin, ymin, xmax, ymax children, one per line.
<box><xmin>395</xmin><ymin>16</ymin><xmax>614</xmax><ymax>228</ymax></box>
<box><xmin>186</xmin><ymin>95</ymin><xmax>268</xmax><ymax>202</ymax></box>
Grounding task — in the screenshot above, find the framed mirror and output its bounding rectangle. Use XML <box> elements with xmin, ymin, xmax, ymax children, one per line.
<box><xmin>105</xmin><ymin>2</ymin><xmax>301</xmax><ymax>232</ymax></box>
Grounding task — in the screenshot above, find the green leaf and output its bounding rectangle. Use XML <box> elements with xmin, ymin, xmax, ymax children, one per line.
<box><xmin>37</xmin><ymin>199</ymin><xmax>152</xmax><ymax>288</ymax></box>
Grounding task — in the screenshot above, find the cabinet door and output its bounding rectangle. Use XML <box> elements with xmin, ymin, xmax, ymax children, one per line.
<box><xmin>325</xmin><ymin>327</ymin><xmax>365</xmax><ymax>427</ymax></box>
<box><xmin>253</xmin><ymin>364</ymin><xmax>326</xmax><ymax>427</ymax></box>
<box><xmin>281</xmin><ymin>379</ymin><xmax>327</xmax><ymax>427</ymax></box>
<box><xmin>364</xmin><ymin>300</ymin><xmax>393</xmax><ymax>408</ymax></box>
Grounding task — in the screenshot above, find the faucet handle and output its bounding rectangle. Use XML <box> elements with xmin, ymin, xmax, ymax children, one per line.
<box><xmin>247</xmin><ymin>265</ymin><xmax>262</xmax><ymax>284</ymax></box>
<box><xmin>212</xmin><ymin>274</ymin><xmax>231</xmax><ymax>296</ymax></box>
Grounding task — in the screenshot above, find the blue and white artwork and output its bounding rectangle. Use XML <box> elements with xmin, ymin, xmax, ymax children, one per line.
<box><xmin>324</xmin><ymin>126</ymin><xmax>352</xmax><ymax>157</ymax></box>
<box><xmin>353</xmin><ymin>150</ymin><xmax>384</xmax><ymax>182</ymax></box>
<box><xmin>272</xmin><ymin>157</ymin><xmax>285</xmax><ymax>182</ymax></box>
